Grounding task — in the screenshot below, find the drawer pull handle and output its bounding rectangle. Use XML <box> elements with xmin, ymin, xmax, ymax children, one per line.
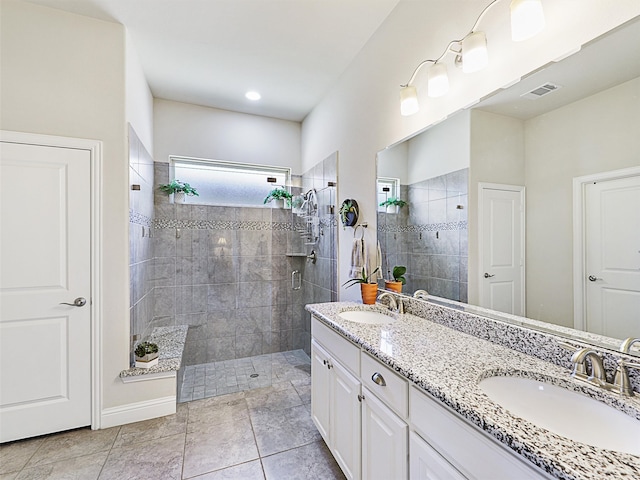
<box><xmin>371</xmin><ymin>372</ymin><xmax>386</xmax><ymax>386</ymax></box>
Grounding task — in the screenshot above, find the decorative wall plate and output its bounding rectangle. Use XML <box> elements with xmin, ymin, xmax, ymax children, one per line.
<box><xmin>339</xmin><ymin>199</ymin><xmax>359</xmax><ymax>227</ymax></box>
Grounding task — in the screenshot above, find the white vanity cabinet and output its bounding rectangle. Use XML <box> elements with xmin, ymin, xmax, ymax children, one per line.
<box><xmin>361</xmin><ymin>386</ymin><xmax>408</xmax><ymax>480</ymax></box>
<box><xmin>310</xmin><ymin>314</ymin><xmax>556</xmax><ymax>480</ymax></box>
<box><xmin>410</xmin><ymin>431</ymin><xmax>466</xmax><ymax>480</ymax></box>
<box><xmin>311</xmin><ymin>322</ymin><xmax>362</xmax><ymax>480</ymax></box>
<box><xmin>311</xmin><ymin>316</ymin><xmax>409</xmax><ymax>480</ymax></box>
<box><xmin>409</xmin><ymin>387</ymin><xmax>552</xmax><ymax>480</ymax></box>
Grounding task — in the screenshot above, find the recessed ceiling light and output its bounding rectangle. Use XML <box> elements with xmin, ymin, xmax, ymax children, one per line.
<box><xmin>245</xmin><ymin>91</ymin><xmax>261</xmax><ymax>101</ymax></box>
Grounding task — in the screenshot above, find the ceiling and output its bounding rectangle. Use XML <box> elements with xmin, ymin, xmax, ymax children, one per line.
<box><xmin>23</xmin><ymin>0</ymin><xmax>400</xmax><ymax>122</ymax></box>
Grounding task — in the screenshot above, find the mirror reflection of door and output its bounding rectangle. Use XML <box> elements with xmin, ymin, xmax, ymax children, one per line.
<box><xmin>583</xmin><ymin>172</ymin><xmax>640</xmax><ymax>339</ymax></box>
<box><xmin>478</xmin><ymin>183</ymin><xmax>525</xmax><ymax>316</ymax></box>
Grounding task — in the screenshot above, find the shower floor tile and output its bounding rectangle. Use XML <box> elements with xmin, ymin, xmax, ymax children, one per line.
<box><xmin>178</xmin><ymin>349</ymin><xmax>311</xmax><ymax>403</ymax></box>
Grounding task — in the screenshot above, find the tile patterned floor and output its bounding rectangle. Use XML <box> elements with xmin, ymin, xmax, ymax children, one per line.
<box><xmin>179</xmin><ymin>350</ymin><xmax>312</xmax><ymax>403</ymax></box>
<box><xmin>0</xmin><ymin>351</ymin><xmax>345</xmax><ymax>480</ymax></box>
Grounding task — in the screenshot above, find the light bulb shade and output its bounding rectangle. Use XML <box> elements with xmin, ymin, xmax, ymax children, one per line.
<box><xmin>400</xmin><ymin>86</ymin><xmax>419</xmax><ymax>116</ymax></box>
<box><xmin>510</xmin><ymin>0</ymin><xmax>545</xmax><ymax>41</ymax></box>
<box><xmin>427</xmin><ymin>63</ymin><xmax>449</xmax><ymax>98</ymax></box>
<box><xmin>462</xmin><ymin>31</ymin><xmax>488</xmax><ymax>73</ymax></box>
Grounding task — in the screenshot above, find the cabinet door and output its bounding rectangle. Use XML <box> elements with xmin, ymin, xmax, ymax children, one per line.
<box><xmin>331</xmin><ymin>358</ymin><xmax>362</xmax><ymax>480</ymax></box>
<box><xmin>410</xmin><ymin>431</ymin><xmax>466</xmax><ymax>480</ymax></box>
<box><xmin>311</xmin><ymin>340</ymin><xmax>331</xmax><ymax>440</ymax></box>
<box><xmin>362</xmin><ymin>387</ymin><xmax>408</xmax><ymax>480</ymax></box>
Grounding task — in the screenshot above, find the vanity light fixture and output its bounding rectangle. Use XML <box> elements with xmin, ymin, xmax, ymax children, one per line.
<box><xmin>400</xmin><ymin>0</ymin><xmax>545</xmax><ymax>116</ymax></box>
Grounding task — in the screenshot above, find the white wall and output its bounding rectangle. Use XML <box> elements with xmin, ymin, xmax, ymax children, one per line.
<box><xmin>377</xmin><ymin>141</ymin><xmax>408</xmax><ymax>184</ymax></box>
<box><xmin>301</xmin><ymin>0</ymin><xmax>640</xmax><ymax>301</ymax></box>
<box><xmin>154</xmin><ymin>98</ymin><xmax>301</xmax><ymax>172</ymax></box>
<box><xmin>407</xmin><ymin>110</ymin><xmax>470</xmax><ymax>185</ymax></box>
<box><xmin>468</xmin><ymin>110</ymin><xmax>525</xmax><ymax>305</ymax></box>
<box><xmin>0</xmin><ymin>1</ymin><xmax>175</xmax><ymax>420</ymax></box>
<box><xmin>524</xmin><ymin>76</ymin><xmax>640</xmax><ymax>327</ymax></box>
<box><xmin>126</xmin><ymin>30</ymin><xmax>154</xmax><ymax>155</ymax></box>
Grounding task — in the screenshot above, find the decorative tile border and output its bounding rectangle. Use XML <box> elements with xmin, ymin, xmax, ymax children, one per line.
<box><xmin>379</xmin><ymin>220</ymin><xmax>467</xmax><ymax>233</ymax></box>
<box><xmin>154</xmin><ymin>218</ymin><xmax>296</xmax><ymax>231</ymax></box>
<box><xmin>129</xmin><ymin>209</ymin><xmax>153</xmax><ymax>228</ymax></box>
<box><xmin>153</xmin><ymin>217</ymin><xmax>338</xmax><ymax>231</ymax></box>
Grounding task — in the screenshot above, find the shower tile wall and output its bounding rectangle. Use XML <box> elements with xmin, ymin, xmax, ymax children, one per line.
<box><xmin>300</xmin><ymin>153</ymin><xmax>338</xmax><ymax>355</ymax></box>
<box><xmin>128</xmin><ymin>126</ymin><xmax>155</xmax><ymax>355</ymax></box>
<box><xmin>153</xmin><ymin>162</ymin><xmax>307</xmax><ymax>366</ymax></box>
<box><xmin>378</xmin><ymin>168</ymin><xmax>468</xmax><ymax>303</ymax></box>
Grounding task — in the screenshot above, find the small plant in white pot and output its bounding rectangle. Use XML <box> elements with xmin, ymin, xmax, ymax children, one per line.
<box><xmin>379</xmin><ymin>197</ymin><xmax>407</xmax><ymax>214</ymax></box>
<box><xmin>134</xmin><ymin>341</ymin><xmax>159</xmax><ymax>368</ymax></box>
<box><xmin>263</xmin><ymin>187</ymin><xmax>292</xmax><ymax>208</ymax></box>
<box><xmin>158</xmin><ymin>180</ymin><xmax>199</xmax><ymax>204</ymax></box>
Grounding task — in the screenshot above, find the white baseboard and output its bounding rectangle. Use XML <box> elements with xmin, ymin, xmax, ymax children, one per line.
<box><xmin>100</xmin><ymin>396</ymin><xmax>176</xmax><ymax>428</ymax></box>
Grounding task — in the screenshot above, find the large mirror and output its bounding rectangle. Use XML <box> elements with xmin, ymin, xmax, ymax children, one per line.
<box><xmin>377</xmin><ymin>17</ymin><xmax>640</xmax><ymax>351</ymax></box>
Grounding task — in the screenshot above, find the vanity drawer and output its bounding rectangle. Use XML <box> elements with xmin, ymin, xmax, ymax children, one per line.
<box><xmin>361</xmin><ymin>351</ymin><xmax>408</xmax><ymax>418</ymax></box>
<box><xmin>311</xmin><ymin>316</ymin><xmax>360</xmax><ymax>375</ymax></box>
<box><xmin>409</xmin><ymin>386</ymin><xmax>550</xmax><ymax>479</ymax></box>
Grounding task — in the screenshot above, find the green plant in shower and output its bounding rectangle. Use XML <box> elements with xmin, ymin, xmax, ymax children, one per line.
<box><xmin>391</xmin><ymin>265</ymin><xmax>407</xmax><ymax>285</ymax></box>
<box><xmin>263</xmin><ymin>187</ymin><xmax>292</xmax><ymax>206</ymax></box>
<box><xmin>379</xmin><ymin>197</ymin><xmax>407</xmax><ymax>208</ymax></box>
<box><xmin>158</xmin><ymin>180</ymin><xmax>199</xmax><ymax>196</ymax></box>
<box><xmin>134</xmin><ymin>341</ymin><xmax>159</xmax><ymax>358</ymax></box>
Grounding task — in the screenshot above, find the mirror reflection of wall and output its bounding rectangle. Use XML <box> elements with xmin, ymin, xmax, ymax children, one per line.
<box><xmin>377</xmin><ymin>18</ymin><xmax>640</xmax><ymax>341</ymax></box>
<box><xmin>377</xmin><ymin>111</ymin><xmax>469</xmax><ymax>302</ymax></box>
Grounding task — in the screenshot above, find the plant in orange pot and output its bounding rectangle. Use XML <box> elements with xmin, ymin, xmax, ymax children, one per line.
<box><xmin>384</xmin><ymin>265</ymin><xmax>406</xmax><ymax>293</ymax></box>
<box><xmin>343</xmin><ymin>267</ymin><xmax>380</xmax><ymax>304</ymax></box>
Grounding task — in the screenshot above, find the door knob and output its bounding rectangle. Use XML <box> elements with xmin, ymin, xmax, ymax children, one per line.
<box><xmin>484</xmin><ymin>273</ymin><xmax>495</xmax><ymax>278</ymax></box>
<box><xmin>60</xmin><ymin>297</ymin><xmax>87</xmax><ymax>307</ymax></box>
<box><xmin>588</xmin><ymin>275</ymin><xmax>602</xmax><ymax>282</ymax></box>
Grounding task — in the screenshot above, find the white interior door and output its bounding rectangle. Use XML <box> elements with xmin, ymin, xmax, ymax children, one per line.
<box><xmin>479</xmin><ymin>184</ymin><xmax>525</xmax><ymax>316</ymax></box>
<box><xmin>584</xmin><ymin>174</ymin><xmax>640</xmax><ymax>338</ymax></box>
<box><xmin>1</xmin><ymin>140</ymin><xmax>91</xmax><ymax>442</ymax></box>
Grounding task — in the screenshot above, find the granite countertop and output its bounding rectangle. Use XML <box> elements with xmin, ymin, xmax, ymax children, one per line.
<box><xmin>119</xmin><ymin>325</ymin><xmax>188</xmax><ymax>378</ymax></box>
<box><xmin>306</xmin><ymin>301</ymin><xmax>640</xmax><ymax>480</ymax></box>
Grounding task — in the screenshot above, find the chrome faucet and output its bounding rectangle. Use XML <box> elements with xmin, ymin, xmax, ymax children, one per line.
<box><xmin>570</xmin><ymin>348</ymin><xmax>609</xmax><ymax>388</ymax></box>
<box><xmin>413</xmin><ymin>289</ymin><xmax>429</xmax><ymax>300</ymax></box>
<box><xmin>377</xmin><ymin>292</ymin><xmax>403</xmax><ymax>314</ymax></box>
<box><xmin>614</xmin><ymin>338</ymin><xmax>640</xmax><ymax>397</ymax></box>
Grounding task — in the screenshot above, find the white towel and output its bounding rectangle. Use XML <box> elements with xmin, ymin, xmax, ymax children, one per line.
<box><xmin>371</xmin><ymin>241</ymin><xmax>383</xmax><ymax>282</ymax></box>
<box><xmin>349</xmin><ymin>238</ymin><xmax>365</xmax><ymax>278</ymax></box>
<box><xmin>361</xmin><ymin>238</ymin><xmax>370</xmax><ymax>279</ymax></box>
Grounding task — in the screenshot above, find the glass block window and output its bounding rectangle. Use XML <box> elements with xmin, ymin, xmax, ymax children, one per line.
<box><xmin>377</xmin><ymin>177</ymin><xmax>400</xmax><ymax>212</ymax></box>
<box><xmin>170</xmin><ymin>156</ymin><xmax>291</xmax><ymax>207</ymax></box>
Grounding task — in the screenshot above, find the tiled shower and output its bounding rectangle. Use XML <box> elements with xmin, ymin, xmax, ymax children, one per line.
<box><xmin>378</xmin><ymin>168</ymin><xmax>468</xmax><ymax>303</ymax></box>
<box><xmin>128</xmin><ymin>126</ymin><xmax>337</xmax><ymax>399</ymax></box>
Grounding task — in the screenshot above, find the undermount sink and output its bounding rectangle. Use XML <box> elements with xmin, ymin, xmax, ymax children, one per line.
<box><xmin>339</xmin><ymin>310</ymin><xmax>395</xmax><ymax>325</ymax></box>
<box><xmin>479</xmin><ymin>376</ymin><xmax>640</xmax><ymax>455</ymax></box>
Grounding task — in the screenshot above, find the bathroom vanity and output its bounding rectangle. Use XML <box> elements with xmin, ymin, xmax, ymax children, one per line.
<box><xmin>306</xmin><ymin>299</ymin><xmax>640</xmax><ymax>480</ymax></box>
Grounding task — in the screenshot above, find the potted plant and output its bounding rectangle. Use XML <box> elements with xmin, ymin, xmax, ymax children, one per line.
<box><xmin>263</xmin><ymin>187</ymin><xmax>292</xmax><ymax>208</ymax></box>
<box><xmin>343</xmin><ymin>267</ymin><xmax>380</xmax><ymax>304</ymax></box>
<box><xmin>385</xmin><ymin>265</ymin><xmax>406</xmax><ymax>293</ymax></box>
<box><xmin>339</xmin><ymin>199</ymin><xmax>359</xmax><ymax>227</ymax></box>
<box><xmin>134</xmin><ymin>341</ymin><xmax>159</xmax><ymax>369</ymax></box>
<box><xmin>379</xmin><ymin>197</ymin><xmax>407</xmax><ymax>214</ymax></box>
<box><xmin>158</xmin><ymin>180</ymin><xmax>199</xmax><ymax>204</ymax></box>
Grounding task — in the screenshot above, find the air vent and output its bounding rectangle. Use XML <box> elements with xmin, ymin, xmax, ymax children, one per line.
<box><xmin>521</xmin><ymin>82</ymin><xmax>562</xmax><ymax>100</ymax></box>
